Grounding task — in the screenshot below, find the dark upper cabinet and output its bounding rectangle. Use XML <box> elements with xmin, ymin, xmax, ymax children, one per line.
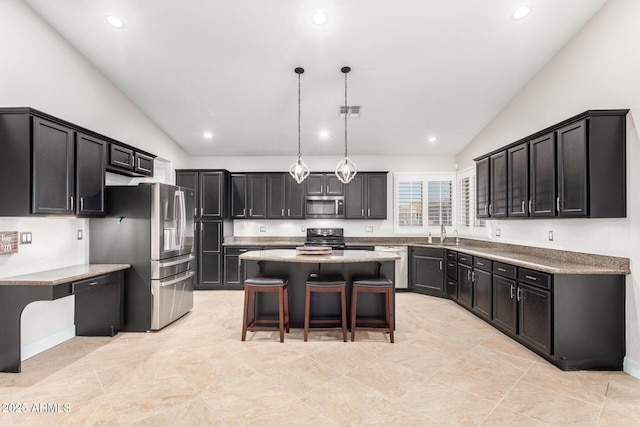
<box><xmin>409</xmin><ymin>247</ymin><xmax>444</xmax><ymax>297</ymax></box>
<box><xmin>32</xmin><ymin>117</ymin><xmax>75</xmax><ymax>215</ymax></box>
<box><xmin>201</xmin><ymin>172</ymin><xmax>225</xmax><ymax>218</ymax></box>
<box><xmin>306</xmin><ymin>173</ymin><xmax>343</xmax><ymax>196</ymax></box>
<box><xmin>176</xmin><ymin>170</ymin><xmax>227</xmax><ymax>219</ymax></box>
<box><xmin>247</xmin><ymin>174</ymin><xmax>267</xmax><ymax>218</ymax></box>
<box><xmin>107</xmin><ymin>142</ymin><xmax>155</xmax><ymax>177</ymax></box>
<box><xmin>476</xmin><ymin>157</ymin><xmax>490</xmax><ymax>218</ymax></box>
<box><xmin>345</xmin><ymin>173</ymin><xmax>388</xmax><ymax>219</ymax></box>
<box><xmin>268</xmin><ymin>173</ymin><xmax>305</xmax><ymax>219</ymax></box>
<box><xmin>75</xmin><ymin>133</ymin><xmax>106</xmax><ymax>216</ymax></box>
<box><xmin>507</xmin><ymin>143</ymin><xmax>529</xmax><ymax>217</ymax></box>
<box><xmin>231</xmin><ymin>174</ymin><xmax>247</xmax><ymax>218</ymax></box>
<box><xmin>475</xmin><ymin>110</ymin><xmax>627</xmax><ymax>220</ymax></box>
<box><xmin>489</xmin><ymin>152</ymin><xmax>507</xmax><ymax>217</ymax></box>
<box><xmin>529</xmin><ymin>132</ymin><xmax>556</xmax><ymax>217</ymax></box>
<box><xmin>557</xmin><ymin>120</ymin><xmax>587</xmax><ymax>217</ymax></box>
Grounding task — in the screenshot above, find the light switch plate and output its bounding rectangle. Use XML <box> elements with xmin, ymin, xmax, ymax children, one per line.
<box><xmin>495</xmin><ymin>228</ymin><xmax>501</xmax><ymax>237</ymax></box>
<box><xmin>548</xmin><ymin>230</ymin><xmax>554</xmax><ymax>241</ymax></box>
<box><xmin>259</xmin><ymin>226</ymin><xmax>267</xmax><ymax>232</ymax></box>
<box><xmin>77</xmin><ymin>229</ymin><xmax>83</xmax><ymax>240</ymax></box>
<box><xmin>365</xmin><ymin>226</ymin><xmax>373</xmax><ymax>233</ymax></box>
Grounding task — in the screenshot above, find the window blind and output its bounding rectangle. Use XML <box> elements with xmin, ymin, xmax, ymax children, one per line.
<box><xmin>427</xmin><ymin>181</ymin><xmax>452</xmax><ymax>227</ymax></box>
<box><xmin>398</xmin><ymin>181</ymin><xmax>423</xmax><ymax>227</ymax></box>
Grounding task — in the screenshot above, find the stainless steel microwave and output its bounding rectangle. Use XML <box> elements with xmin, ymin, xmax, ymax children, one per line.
<box><xmin>305</xmin><ymin>196</ymin><xmax>344</xmax><ymax>218</ymax></box>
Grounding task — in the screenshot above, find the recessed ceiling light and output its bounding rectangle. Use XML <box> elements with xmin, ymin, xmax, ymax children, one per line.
<box><xmin>203</xmin><ymin>131</ymin><xmax>214</xmax><ymax>140</ymax></box>
<box><xmin>312</xmin><ymin>11</ymin><xmax>328</xmax><ymax>26</ymax></box>
<box><xmin>319</xmin><ymin>130</ymin><xmax>330</xmax><ymax>139</ymax></box>
<box><xmin>106</xmin><ymin>15</ymin><xmax>125</xmax><ymax>28</ymax></box>
<box><xmin>512</xmin><ymin>6</ymin><xmax>531</xmax><ymax>20</ymax></box>
<box><xmin>428</xmin><ymin>136</ymin><xmax>437</xmax><ymax>143</ymax></box>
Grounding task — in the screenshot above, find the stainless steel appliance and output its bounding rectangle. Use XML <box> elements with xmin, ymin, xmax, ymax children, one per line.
<box><xmin>374</xmin><ymin>246</ymin><xmax>408</xmax><ymax>289</ymax></box>
<box><xmin>90</xmin><ymin>183</ymin><xmax>195</xmax><ymax>331</ymax></box>
<box><xmin>305</xmin><ymin>228</ymin><xmax>346</xmax><ymax>249</ymax></box>
<box><xmin>305</xmin><ymin>196</ymin><xmax>344</xmax><ymax>218</ymax></box>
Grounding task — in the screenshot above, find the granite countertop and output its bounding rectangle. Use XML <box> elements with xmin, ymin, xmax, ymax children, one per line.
<box><xmin>225</xmin><ymin>236</ymin><xmax>629</xmax><ymax>275</ymax></box>
<box><xmin>0</xmin><ymin>264</ymin><xmax>131</xmax><ymax>286</ymax></box>
<box><xmin>239</xmin><ymin>249</ymin><xmax>400</xmax><ymax>264</ymax></box>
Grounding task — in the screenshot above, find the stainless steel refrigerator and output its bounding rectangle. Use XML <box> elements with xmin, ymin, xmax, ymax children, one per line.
<box><xmin>90</xmin><ymin>183</ymin><xmax>195</xmax><ymax>331</ymax></box>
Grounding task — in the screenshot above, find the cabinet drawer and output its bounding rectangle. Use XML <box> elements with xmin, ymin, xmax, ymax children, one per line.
<box><xmin>72</xmin><ymin>273</ymin><xmax>113</xmax><ymax>294</ymax></box>
<box><xmin>457</xmin><ymin>253</ymin><xmax>473</xmax><ymax>266</ymax></box>
<box><xmin>518</xmin><ymin>268</ymin><xmax>552</xmax><ymax>290</ymax></box>
<box><xmin>493</xmin><ymin>262</ymin><xmax>517</xmax><ymax>279</ymax></box>
<box><xmin>446</xmin><ymin>260</ymin><xmax>457</xmax><ymax>279</ymax></box>
<box><xmin>473</xmin><ymin>257</ymin><xmax>492</xmax><ymax>272</ymax></box>
<box><xmin>446</xmin><ymin>250</ymin><xmax>458</xmax><ymax>261</ymax></box>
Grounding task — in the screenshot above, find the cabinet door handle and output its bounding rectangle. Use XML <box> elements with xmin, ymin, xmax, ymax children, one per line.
<box><xmin>521</xmin><ymin>200</ymin><xmax>525</xmax><ymax>213</ymax></box>
<box><xmin>249</xmin><ymin>208</ymin><xmax>252</xmax><ymax>216</ymax></box>
<box><xmin>194</xmin><ymin>208</ymin><xmax>198</xmax><ymax>217</ymax></box>
<box><xmin>288</xmin><ymin>208</ymin><xmax>290</xmax><ymax>216</ymax></box>
<box><xmin>528</xmin><ymin>200</ymin><xmax>532</xmax><ymax>214</ymax></box>
<box><xmin>525</xmin><ymin>275</ymin><xmax>537</xmax><ymax>281</ymax></box>
<box><xmin>517</xmin><ymin>288</ymin><xmax>523</xmax><ymax>301</ymax></box>
<box><xmin>471</xmin><ymin>272</ymin><xmax>475</xmax><ymax>282</ymax></box>
<box><xmin>80</xmin><ymin>197</ymin><xmax>84</xmax><ymax>212</ymax></box>
<box><xmin>557</xmin><ymin>197</ymin><xmax>561</xmax><ymax>213</ymax></box>
<box><xmin>488</xmin><ymin>203</ymin><xmax>492</xmax><ymax>215</ymax></box>
<box><xmin>510</xmin><ymin>284</ymin><xmax>515</xmax><ymax>299</ymax></box>
<box><xmin>477</xmin><ymin>262</ymin><xmax>484</xmax><ymax>266</ymax></box>
<box><xmin>368</xmin><ymin>208</ymin><xmax>371</xmax><ymax>217</ymax></box>
<box><xmin>200</xmin><ymin>208</ymin><xmax>203</xmax><ymax>217</ymax></box>
<box><xmin>320</xmin><ymin>184</ymin><xmax>323</xmax><ymax>193</ymax></box>
<box><xmin>282</xmin><ymin>208</ymin><xmax>284</xmax><ymax>216</ymax></box>
<box><xmin>69</xmin><ymin>195</ymin><xmax>74</xmax><ymax>211</ymax></box>
<box><xmin>439</xmin><ymin>260</ymin><xmax>442</xmax><ymax>270</ymax></box>
<box><xmin>498</xmin><ymin>267</ymin><xmax>507</xmax><ymax>272</ymax></box>
<box><xmin>242</xmin><ymin>208</ymin><xmax>246</xmax><ymax>216</ymax></box>
<box><xmin>467</xmin><ymin>270</ymin><xmax>471</xmax><ymax>281</ymax></box>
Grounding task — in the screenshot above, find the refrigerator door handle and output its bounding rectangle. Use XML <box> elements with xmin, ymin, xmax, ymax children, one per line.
<box><xmin>158</xmin><ymin>254</ymin><xmax>195</xmax><ymax>268</ymax></box>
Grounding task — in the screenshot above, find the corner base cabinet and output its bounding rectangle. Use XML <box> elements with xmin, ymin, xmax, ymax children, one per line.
<box><xmin>409</xmin><ymin>247</ymin><xmax>445</xmax><ymax>297</ymax></box>
<box><xmin>446</xmin><ymin>250</ymin><xmax>625</xmax><ymax>371</ymax></box>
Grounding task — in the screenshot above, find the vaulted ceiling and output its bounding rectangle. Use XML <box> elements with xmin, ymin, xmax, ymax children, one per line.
<box><xmin>24</xmin><ymin>0</ymin><xmax>608</xmax><ymax>157</ymax></box>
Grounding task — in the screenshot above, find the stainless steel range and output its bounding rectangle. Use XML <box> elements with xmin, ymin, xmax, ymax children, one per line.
<box><xmin>305</xmin><ymin>228</ymin><xmax>346</xmax><ymax>249</ymax></box>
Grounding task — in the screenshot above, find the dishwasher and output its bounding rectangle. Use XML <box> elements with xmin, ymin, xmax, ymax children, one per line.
<box><xmin>374</xmin><ymin>246</ymin><xmax>408</xmax><ymax>289</ymax></box>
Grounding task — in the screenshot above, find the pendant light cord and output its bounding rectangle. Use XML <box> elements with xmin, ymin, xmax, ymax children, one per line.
<box><xmin>298</xmin><ymin>71</ymin><xmax>301</xmax><ymax>158</ymax></box>
<box><xmin>344</xmin><ymin>71</ymin><xmax>348</xmax><ymax>157</ymax></box>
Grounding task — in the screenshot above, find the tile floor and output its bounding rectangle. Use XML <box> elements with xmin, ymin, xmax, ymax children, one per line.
<box><xmin>1</xmin><ymin>291</ymin><xmax>639</xmax><ymax>426</ymax></box>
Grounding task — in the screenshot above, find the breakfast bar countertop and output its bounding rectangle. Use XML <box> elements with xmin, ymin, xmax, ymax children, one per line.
<box><xmin>0</xmin><ymin>264</ymin><xmax>131</xmax><ymax>286</ymax></box>
<box><xmin>239</xmin><ymin>249</ymin><xmax>400</xmax><ymax>264</ymax></box>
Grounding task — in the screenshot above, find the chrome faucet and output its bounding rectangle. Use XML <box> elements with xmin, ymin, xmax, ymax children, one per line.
<box><xmin>440</xmin><ymin>223</ymin><xmax>446</xmax><ymax>244</ymax></box>
<box><xmin>453</xmin><ymin>229</ymin><xmax>459</xmax><ymax>246</ymax></box>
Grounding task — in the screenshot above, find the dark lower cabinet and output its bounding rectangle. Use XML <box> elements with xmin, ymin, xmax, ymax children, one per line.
<box><xmin>472</xmin><ymin>269</ymin><xmax>492</xmax><ymax>320</ymax></box>
<box><xmin>518</xmin><ymin>283</ymin><xmax>552</xmax><ymax>354</ymax></box>
<box><xmin>457</xmin><ymin>264</ymin><xmax>473</xmax><ymax>308</ymax></box>
<box><xmin>409</xmin><ymin>247</ymin><xmax>444</xmax><ymax>297</ymax></box>
<box><xmin>492</xmin><ymin>275</ymin><xmax>517</xmax><ymax>335</ymax></box>
<box><xmin>446</xmin><ymin>278</ymin><xmax>458</xmax><ymax>299</ymax></box>
<box><xmin>223</xmin><ymin>247</ymin><xmax>252</xmax><ymax>289</ymax></box>
<box><xmin>199</xmin><ymin>221</ymin><xmax>222</xmax><ymax>288</ymax></box>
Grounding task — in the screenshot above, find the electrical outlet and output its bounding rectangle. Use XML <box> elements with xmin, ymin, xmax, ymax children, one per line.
<box><xmin>301</xmin><ymin>226</ymin><xmax>306</xmax><ymax>232</ymax></box>
<box><xmin>20</xmin><ymin>232</ymin><xmax>32</xmax><ymax>244</ymax></box>
<box><xmin>495</xmin><ymin>228</ymin><xmax>501</xmax><ymax>237</ymax></box>
<box><xmin>259</xmin><ymin>226</ymin><xmax>267</xmax><ymax>232</ymax></box>
<box><xmin>365</xmin><ymin>226</ymin><xmax>373</xmax><ymax>233</ymax></box>
<box><xmin>548</xmin><ymin>230</ymin><xmax>554</xmax><ymax>241</ymax></box>
<box><xmin>77</xmin><ymin>229</ymin><xmax>83</xmax><ymax>240</ymax></box>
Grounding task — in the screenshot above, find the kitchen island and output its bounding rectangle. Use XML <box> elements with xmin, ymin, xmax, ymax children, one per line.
<box><xmin>239</xmin><ymin>249</ymin><xmax>400</xmax><ymax>329</ymax></box>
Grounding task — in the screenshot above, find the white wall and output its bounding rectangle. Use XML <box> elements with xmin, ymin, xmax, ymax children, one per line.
<box><xmin>456</xmin><ymin>0</ymin><xmax>640</xmax><ymax>377</ymax></box>
<box><xmin>0</xmin><ymin>0</ymin><xmax>188</xmax><ymax>358</ymax></box>
<box><xmin>190</xmin><ymin>154</ymin><xmax>457</xmax><ymax>237</ymax></box>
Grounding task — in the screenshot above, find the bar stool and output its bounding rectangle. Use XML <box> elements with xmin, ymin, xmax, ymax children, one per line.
<box><xmin>350</xmin><ymin>276</ymin><xmax>394</xmax><ymax>343</ymax></box>
<box><xmin>241</xmin><ymin>277</ymin><xmax>289</xmax><ymax>343</ymax></box>
<box><xmin>304</xmin><ymin>275</ymin><xmax>348</xmax><ymax>342</ymax></box>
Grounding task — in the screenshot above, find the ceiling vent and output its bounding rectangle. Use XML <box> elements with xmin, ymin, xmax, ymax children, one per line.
<box><xmin>339</xmin><ymin>105</ymin><xmax>361</xmax><ymax>118</ymax></box>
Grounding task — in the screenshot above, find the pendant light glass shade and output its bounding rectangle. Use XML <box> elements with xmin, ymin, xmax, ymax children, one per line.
<box><xmin>289</xmin><ymin>67</ymin><xmax>310</xmax><ymax>184</ymax></box>
<box><xmin>335</xmin><ymin>66</ymin><xmax>357</xmax><ymax>184</ymax></box>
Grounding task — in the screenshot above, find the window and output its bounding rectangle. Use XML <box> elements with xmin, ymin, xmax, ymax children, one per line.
<box><xmin>394</xmin><ymin>173</ymin><xmax>454</xmax><ymax>233</ymax></box>
<box><xmin>456</xmin><ymin>167</ymin><xmax>485</xmax><ymax>229</ymax></box>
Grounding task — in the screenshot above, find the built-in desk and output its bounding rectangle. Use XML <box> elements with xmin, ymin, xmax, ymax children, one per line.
<box><xmin>239</xmin><ymin>250</ymin><xmax>399</xmax><ymax>329</ymax></box>
<box><xmin>0</xmin><ymin>264</ymin><xmax>130</xmax><ymax>373</ymax></box>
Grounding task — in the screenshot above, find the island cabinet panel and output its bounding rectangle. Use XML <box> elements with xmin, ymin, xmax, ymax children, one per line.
<box><xmin>223</xmin><ymin>247</ymin><xmax>257</xmax><ymax>289</ymax></box>
<box><xmin>489</xmin><ymin>151</ymin><xmax>507</xmax><ymax>217</ymax></box>
<box><xmin>507</xmin><ymin>143</ymin><xmax>529</xmax><ymax>217</ymax></box>
<box><xmin>408</xmin><ymin>247</ymin><xmax>444</xmax><ymax>297</ymax></box>
<box><xmin>476</xmin><ymin>157</ymin><xmax>490</xmax><ymax>218</ymax></box>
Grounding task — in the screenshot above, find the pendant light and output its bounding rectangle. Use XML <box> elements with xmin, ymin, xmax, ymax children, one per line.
<box><xmin>289</xmin><ymin>67</ymin><xmax>310</xmax><ymax>184</ymax></box>
<box><xmin>335</xmin><ymin>66</ymin><xmax>357</xmax><ymax>184</ymax></box>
